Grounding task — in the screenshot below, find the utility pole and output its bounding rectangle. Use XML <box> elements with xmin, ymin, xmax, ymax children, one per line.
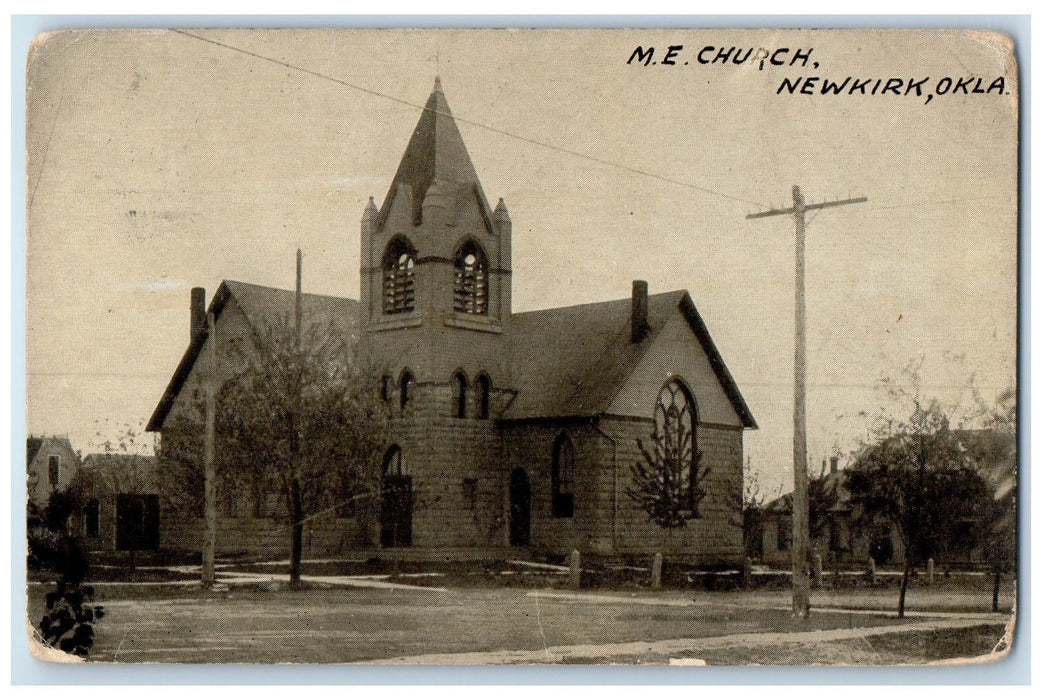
<box><xmin>202</xmin><ymin>308</ymin><xmax>217</xmax><ymax>589</ymax></box>
<box><xmin>747</xmin><ymin>186</ymin><xmax>866</xmax><ymax>618</ymax></box>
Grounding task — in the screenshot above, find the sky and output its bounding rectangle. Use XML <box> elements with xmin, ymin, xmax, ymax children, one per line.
<box><xmin>24</xmin><ymin>28</ymin><xmax>1018</xmax><ymax>496</ymax></box>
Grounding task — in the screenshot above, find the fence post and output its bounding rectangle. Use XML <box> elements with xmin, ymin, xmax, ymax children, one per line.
<box><xmin>569</xmin><ymin>549</ymin><xmax>581</xmax><ymax>590</ymax></box>
<box><xmin>742</xmin><ymin>557</ymin><xmax>753</xmax><ymax>589</ymax></box>
<box><xmin>867</xmin><ymin>557</ymin><xmax>876</xmax><ymax>586</ymax></box>
<box><xmin>810</xmin><ymin>551</ymin><xmax>823</xmax><ymax>588</ymax></box>
<box><xmin>651</xmin><ymin>552</ymin><xmax>663</xmax><ymax>589</ymax></box>
<box><xmin>927</xmin><ymin>557</ymin><xmax>935</xmax><ymax>586</ymax></box>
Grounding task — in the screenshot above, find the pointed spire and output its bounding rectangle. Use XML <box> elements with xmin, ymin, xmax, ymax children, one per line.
<box><xmin>377</xmin><ymin>79</ymin><xmax>490</xmax><ymax>227</ymax></box>
<box><xmin>493</xmin><ymin>197</ymin><xmax>510</xmax><ymax>223</ymax></box>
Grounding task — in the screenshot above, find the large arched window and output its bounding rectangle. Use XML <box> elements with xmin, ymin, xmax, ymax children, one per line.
<box><xmin>654</xmin><ymin>379</ymin><xmax>701</xmax><ymax>511</ymax></box>
<box><xmin>551</xmin><ymin>433</ymin><xmax>575</xmax><ymax>518</ymax></box>
<box><xmin>452</xmin><ymin>371</ymin><xmax>468</xmax><ymax>419</ymax></box>
<box><xmin>453</xmin><ymin>241</ymin><xmax>488</xmax><ymax>315</ymax></box>
<box><xmin>382</xmin><ymin>237</ymin><xmax>416</xmax><ymax>314</ymax></box>
<box><xmin>399</xmin><ymin>369</ymin><xmax>415</xmax><ymax>413</ymax></box>
<box><xmin>475</xmin><ymin>373</ymin><xmax>491</xmax><ymax>420</ymax></box>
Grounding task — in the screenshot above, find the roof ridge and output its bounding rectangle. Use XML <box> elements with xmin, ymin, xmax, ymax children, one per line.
<box><xmin>513</xmin><ymin>289</ymin><xmax>687</xmax><ymax>318</ymax></box>
<box><xmin>222</xmin><ymin>279</ymin><xmax>356</xmax><ymax>304</ymax></box>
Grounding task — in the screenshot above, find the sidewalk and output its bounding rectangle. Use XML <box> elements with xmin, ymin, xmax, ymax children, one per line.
<box><xmin>367</xmin><ymin>609</ymin><xmax>1011</xmax><ymax>665</ymax></box>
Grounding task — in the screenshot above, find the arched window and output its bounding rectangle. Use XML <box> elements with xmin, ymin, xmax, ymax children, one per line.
<box><xmin>453</xmin><ymin>241</ymin><xmax>488</xmax><ymax>314</ymax></box>
<box><xmin>452</xmin><ymin>371</ymin><xmax>468</xmax><ymax>419</ymax></box>
<box><xmin>655</xmin><ymin>379</ymin><xmax>701</xmax><ymax>511</ymax></box>
<box><xmin>475</xmin><ymin>374</ymin><xmax>491</xmax><ymax>419</ymax></box>
<box><xmin>551</xmin><ymin>433</ymin><xmax>575</xmax><ymax>518</ymax></box>
<box><xmin>399</xmin><ymin>369</ymin><xmax>414</xmax><ymax>413</ymax></box>
<box><xmin>383</xmin><ymin>445</ymin><xmax>408</xmax><ymax>477</ymax></box>
<box><xmin>382</xmin><ymin>238</ymin><xmax>416</xmax><ymax>314</ymax></box>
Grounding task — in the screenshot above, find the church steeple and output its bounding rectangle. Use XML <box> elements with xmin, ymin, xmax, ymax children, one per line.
<box><xmin>377</xmin><ymin>78</ymin><xmax>492</xmax><ymax>229</ymax></box>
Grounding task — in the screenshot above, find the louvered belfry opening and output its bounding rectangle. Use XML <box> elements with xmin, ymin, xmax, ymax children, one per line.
<box><xmin>453</xmin><ymin>242</ymin><xmax>488</xmax><ymax>314</ymax></box>
<box><xmin>382</xmin><ymin>238</ymin><xmax>416</xmax><ymax>314</ymax></box>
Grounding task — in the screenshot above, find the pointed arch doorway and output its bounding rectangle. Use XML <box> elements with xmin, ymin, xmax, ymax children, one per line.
<box><xmin>509</xmin><ymin>468</ymin><xmax>531</xmax><ymax>547</ymax></box>
<box><xmin>380</xmin><ymin>446</ymin><xmax>413</xmax><ymax>548</ymax></box>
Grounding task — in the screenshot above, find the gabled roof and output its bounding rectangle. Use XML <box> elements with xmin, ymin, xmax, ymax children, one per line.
<box><xmin>81</xmin><ymin>453</ymin><xmax>159</xmax><ymax>492</ymax></box>
<box><xmin>502</xmin><ymin>290</ymin><xmax>757</xmax><ymax>427</ymax></box>
<box><xmin>26</xmin><ymin>435</ymin><xmax>77</xmax><ymax>468</ymax></box>
<box><xmin>146</xmin><ymin>281</ymin><xmax>358</xmax><ymax>432</ymax></box>
<box><xmin>26</xmin><ymin>436</ymin><xmax>44</xmax><ymax>468</ymax></box>
<box><xmin>377</xmin><ymin>78</ymin><xmax>493</xmax><ymax>230</ymax></box>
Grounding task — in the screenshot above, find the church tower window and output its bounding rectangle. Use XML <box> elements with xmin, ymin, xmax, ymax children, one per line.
<box><xmin>382</xmin><ymin>238</ymin><xmax>416</xmax><ymax>314</ymax></box>
<box><xmin>399</xmin><ymin>369</ymin><xmax>415</xmax><ymax>413</ymax></box>
<box><xmin>476</xmin><ymin>373</ymin><xmax>491</xmax><ymax>419</ymax></box>
<box><xmin>453</xmin><ymin>241</ymin><xmax>488</xmax><ymax>314</ymax></box>
<box><xmin>452</xmin><ymin>371</ymin><xmax>468</xmax><ymax>419</ymax></box>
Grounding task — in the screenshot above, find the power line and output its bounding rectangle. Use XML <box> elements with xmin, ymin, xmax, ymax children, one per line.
<box><xmin>169</xmin><ymin>29</ymin><xmax>766</xmax><ymax>210</ymax></box>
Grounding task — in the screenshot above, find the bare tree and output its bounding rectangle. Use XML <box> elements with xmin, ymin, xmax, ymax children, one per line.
<box><xmin>846</xmin><ymin>367</ymin><xmax>994</xmax><ymax>618</ymax></box>
<box><xmin>627</xmin><ymin>412</ymin><xmax>706</xmax><ymax>553</ymax></box>
<box><xmin>216</xmin><ymin>311</ymin><xmax>390</xmax><ymax>586</ymax></box>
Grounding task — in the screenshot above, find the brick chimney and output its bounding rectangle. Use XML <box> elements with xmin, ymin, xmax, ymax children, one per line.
<box><xmin>190</xmin><ymin>287</ymin><xmax>206</xmax><ymax>342</ymax></box>
<box><xmin>631</xmin><ymin>280</ymin><xmax>650</xmax><ymax>343</ymax></box>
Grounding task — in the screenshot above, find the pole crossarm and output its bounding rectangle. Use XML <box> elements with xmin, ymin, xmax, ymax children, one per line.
<box><xmin>746</xmin><ymin>196</ymin><xmax>867</xmax><ymax>219</ymax></box>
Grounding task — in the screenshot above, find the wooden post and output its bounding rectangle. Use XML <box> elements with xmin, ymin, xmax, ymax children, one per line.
<box><xmin>743</xmin><ymin>557</ymin><xmax>753</xmax><ymax>589</ymax></box>
<box><xmin>790</xmin><ymin>185</ymin><xmax>811</xmax><ymax>616</ymax></box>
<box><xmin>867</xmin><ymin>557</ymin><xmax>877</xmax><ymax>586</ymax></box>
<box><xmin>651</xmin><ymin>552</ymin><xmax>663</xmax><ymax>589</ymax></box>
<box><xmin>569</xmin><ymin>549</ymin><xmax>581</xmax><ymax>589</ymax></box>
<box><xmin>201</xmin><ymin>310</ymin><xmax>217</xmax><ymax>589</ymax></box>
<box><xmin>810</xmin><ymin>550</ymin><xmax>823</xmax><ymax>589</ymax></box>
<box><xmin>927</xmin><ymin>558</ymin><xmax>935</xmax><ymax>586</ymax></box>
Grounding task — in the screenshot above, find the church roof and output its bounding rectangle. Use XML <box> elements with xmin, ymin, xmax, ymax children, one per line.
<box><xmin>503</xmin><ymin>290</ymin><xmax>757</xmax><ymax>427</ymax></box>
<box><xmin>376</xmin><ymin>78</ymin><xmax>493</xmax><ymax>230</ymax></box>
<box><xmin>145</xmin><ymin>280</ymin><xmax>357</xmax><ymax>432</ymax></box>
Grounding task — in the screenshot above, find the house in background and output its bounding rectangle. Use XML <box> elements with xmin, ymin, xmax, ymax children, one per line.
<box><xmin>760</xmin><ymin>430</ymin><xmax>1016</xmax><ymax>569</ymax></box>
<box><xmin>760</xmin><ymin>458</ymin><xmax>904</xmax><ymax>569</ymax></box>
<box><xmin>26</xmin><ymin>435</ymin><xmax>81</xmax><ymax>517</ymax></box>
<box><xmin>77</xmin><ymin>453</ymin><xmax>160</xmax><ymax>551</ymax></box>
<box><xmin>148</xmin><ymin>79</ymin><xmax>757</xmax><ymax>562</ymax></box>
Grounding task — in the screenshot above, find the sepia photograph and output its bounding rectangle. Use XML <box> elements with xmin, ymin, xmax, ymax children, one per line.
<box><xmin>23</xmin><ymin>26</ymin><xmax>1018</xmax><ymax>666</ymax></box>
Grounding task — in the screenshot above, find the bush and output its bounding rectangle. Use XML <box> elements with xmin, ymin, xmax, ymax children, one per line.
<box><xmin>39</xmin><ymin>581</ymin><xmax>104</xmax><ymax>658</ymax></box>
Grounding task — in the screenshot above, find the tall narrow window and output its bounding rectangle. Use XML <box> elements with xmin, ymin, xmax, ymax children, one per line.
<box><xmin>382</xmin><ymin>238</ymin><xmax>416</xmax><ymax>314</ymax></box>
<box><xmin>655</xmin><ymin>379</ymin><xmax>700</xmax><ymax>511</ymax></box>
<box><xmin>380</xmin><ymin>374</ymin><xmax>392</xmax><ymax>403</ymax></box>
<box><xmin>552</xmin><ymin>433</ymin><xmax>575</xmax><ymax>518</ymax></box>
<box><xmin>48</xmin><ymin>455</ymin><xmax>60</xmax><ymax>488</ymax></box>
<box><xmin>453</xmin><ymin>241</ymin><xmax>488</xmax><ymax>314</ymax></box>
<box><xmin>476</xmin><ymin>374</ymin><xmax>491</xmax><ymax>419</ymax></box>
<box><xmin>399</xmin><ymin>370</ymin><xmax>414</xmax><ymax>413</ymax></box>
<box><xmin>452</xmin><ymin>371</ymin><xmax>468</xmax><ymax>419</ymax></box>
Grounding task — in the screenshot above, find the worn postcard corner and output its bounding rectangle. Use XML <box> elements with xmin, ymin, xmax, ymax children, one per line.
<box><xmin>25</xmin><ymin>26</ymin><xmax>1018</xmax><ymax>667</ymax></box>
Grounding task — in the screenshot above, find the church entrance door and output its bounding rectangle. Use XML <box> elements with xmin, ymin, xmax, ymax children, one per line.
<box><xmin>380</xmin><ymin>475</ymin><xmax>413</xmax><ymax>547</ymax></box>
<box><xmin>509</xmin><ymin>468</ymin><xmax>531</xmax><ymax>547</ymax></box>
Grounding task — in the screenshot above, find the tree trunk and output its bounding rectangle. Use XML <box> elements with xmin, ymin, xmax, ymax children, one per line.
<box><xmin>898</xmin><ymin>561</ymin><xmax>910</xmax><ymax>618</ymax></box>
<box><xmin>992</xmin><ymin>568</ymin><xmax>1001</xmax><ymax>613</ymax></box>
<box><xmin>289</xmin><ymin>476</ymin><xmax>303</xmax><ymax>586</ymax></box>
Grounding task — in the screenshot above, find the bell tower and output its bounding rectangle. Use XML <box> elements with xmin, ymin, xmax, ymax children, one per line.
<box><xmin>359</xmin><ymin>78</ymin><xmax>512</xmax><ymax>389</ymax></box>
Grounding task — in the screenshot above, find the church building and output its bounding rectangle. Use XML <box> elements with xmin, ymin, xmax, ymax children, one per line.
<box><xmin>147</xmin><ymin>79</ymin><xmax>757</xmax><ymax>563</ymax></box>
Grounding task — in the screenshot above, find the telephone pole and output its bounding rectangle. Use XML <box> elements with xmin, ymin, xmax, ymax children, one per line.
<box><xmin>202</xmin><ymin>308</ymin><xmax>217</xmax><ymax>589</ymax></box>
<box><xmin>747</xmin><ymin>186</ymin><xmax>866</xmax><ymax>618</ymax></box>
